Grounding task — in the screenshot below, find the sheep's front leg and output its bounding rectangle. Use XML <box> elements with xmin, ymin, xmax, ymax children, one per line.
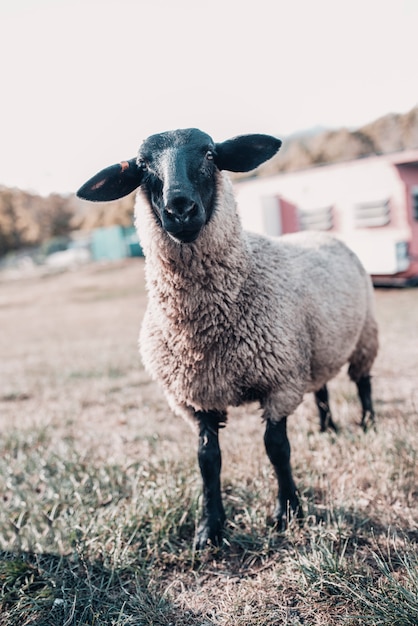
<box><xmin>263</xmin><ymin>416</ymin><xmax>302</xmax><ymax>529</ymax></box>
<box><xmin>195</xmin><ymin>410</ymin><xmax>226</xmax><ymax>549</ymax></box>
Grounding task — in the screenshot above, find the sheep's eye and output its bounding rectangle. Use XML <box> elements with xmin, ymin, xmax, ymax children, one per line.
<box><xmin>205</xmin><ymin>150</ymin><xmax>214</xmax><ymax>161</ymax></box>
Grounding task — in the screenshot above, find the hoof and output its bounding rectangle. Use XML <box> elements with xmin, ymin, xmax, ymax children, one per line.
<box><xmin>361</xmin><ymin>411</ymin><xmax>376</xmax><ymax>433</ymax></box>
<box><xmin>320</xmin><ymin>418</ymin><xmax>340</xmax><ymax>434</ymax></box>
<box><xmin>273</xmin><ymin>499</ymin><xmax>303</xmax><ymax>531</ymax></box>
<box><xmin>195</xmin><ymin>517</ymin><xmax>224</xmax><ymax>550</ymax></box>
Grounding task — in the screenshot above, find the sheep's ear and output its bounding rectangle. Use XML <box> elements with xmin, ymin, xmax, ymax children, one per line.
<box><xmin>214</xmin><ymin>135</ymin><xmax>282</xmax><ymax>172</ymax></box>
<box><xmin>77</xmin><ymin>159</ymin><xmax>143</xmax><ymax>202</ymax></box>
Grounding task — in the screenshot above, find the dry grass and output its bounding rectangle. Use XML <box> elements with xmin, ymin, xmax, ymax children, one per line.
<box><xmin>0</xmin><ymin>259</ymin><xmax>417</xmax><ymax>625</ymax></box>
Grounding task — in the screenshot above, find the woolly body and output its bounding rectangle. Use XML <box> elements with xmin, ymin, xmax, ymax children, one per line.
<box><xmin>137</xmin><ymin>172</ymin><xmax>378</xmax><ymax>423</ymax></box>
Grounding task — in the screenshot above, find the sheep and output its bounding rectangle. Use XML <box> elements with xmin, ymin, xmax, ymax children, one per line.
<box><xmin>77</xmin><ymin>127</ymin><xmax>379</xmax><ymax>549</ymax></box>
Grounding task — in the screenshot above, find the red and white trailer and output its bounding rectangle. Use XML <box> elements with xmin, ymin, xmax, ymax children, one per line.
<box><xmin>235</xmin><ymin>150</ymin><xmax>418</xmax><ymax>286</ymax></box>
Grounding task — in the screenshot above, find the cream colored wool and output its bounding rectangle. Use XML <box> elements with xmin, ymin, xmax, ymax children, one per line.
<box><xmin>136</xmin><ymin>171</ymin><xmax>378</xmax><ymax>425</ymax></box>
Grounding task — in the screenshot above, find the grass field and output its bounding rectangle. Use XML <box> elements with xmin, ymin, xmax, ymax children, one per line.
<box><xmin>0</xmin><ymin>259</ymin><xmax>417</xmax><ymax>625</ymax></box>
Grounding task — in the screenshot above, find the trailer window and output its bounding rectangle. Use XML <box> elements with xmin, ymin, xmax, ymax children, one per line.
<box><xmin>412</xmin><ymin>187</ymin><xmax>418</xmax><ymax>220</ymax></box>
<box><xmin>354</xmin><ymin>199</ymin><xmax>390</xmax><ymax>228</ymax></box>
<box><xmin>299</xmin><ymin>206</ymin><xmax>333</xmax><ymax>231</ymax></box>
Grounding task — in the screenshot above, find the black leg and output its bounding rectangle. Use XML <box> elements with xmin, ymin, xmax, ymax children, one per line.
<box><xmin>315</xmin><ymin>385</ymin><xmax>339</xmax><ymax>433</ymax></box>
<box><xmin>356</xmin><ymin>375</ymin><xmax>375</xmax><ymax>431</ymax></box>
<box><xmin>263</xmin><ymin>416</ymin><xmax>302</xmax><ymax>529</ymax></box>
<box><xmin>195</xmin><ymin>410</ymin><xmax>226</xmax><ymax>549</ymax></box>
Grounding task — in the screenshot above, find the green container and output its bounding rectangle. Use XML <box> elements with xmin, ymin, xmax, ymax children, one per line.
<box><xmin>91</xmin><ymin>226</ymin><xmax>127</xmax><ymax>261</ymax></box>
<box><xmin>91</xmin><ymin>226</ymin><xmax>143</xmax><ymax>261</ymax></box>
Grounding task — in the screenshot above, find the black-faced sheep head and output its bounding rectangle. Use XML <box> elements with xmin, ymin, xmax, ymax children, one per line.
<box><xmin>77</xmin><ymin>128</ymin><xmax>281</xmax><ymax>244</ymax></box>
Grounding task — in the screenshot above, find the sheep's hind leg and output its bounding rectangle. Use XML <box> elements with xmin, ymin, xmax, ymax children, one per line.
<box><xmin>263</xmin><ymin>416</ymin><xmax>302</xmax><ymax>529</ymax></box>
<box><xmin>195</xmin><ymin>410</ymin><xmax>226</xmax><ymax>549</ymax></box>
<box><xmin>315</xmin><ymin>385</ymin><xmax>339</xmax><ymax>433</ymax></box>
<box><xmin>356</xmin><ymin>374</ymin><xmax>375</xmax><ymax>432</ymax></box>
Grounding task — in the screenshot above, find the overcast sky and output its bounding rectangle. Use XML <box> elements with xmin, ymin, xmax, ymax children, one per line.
<box><xmin>1</xmin><ymin>0</ymin><xmax>417</xmax><ymax>195</ymax></box>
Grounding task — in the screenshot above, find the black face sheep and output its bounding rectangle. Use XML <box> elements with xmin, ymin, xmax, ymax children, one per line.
<box><xmin>77</xmin><ymin>128</ymin><xmax>379</xmax><ymax>549</ymax></box>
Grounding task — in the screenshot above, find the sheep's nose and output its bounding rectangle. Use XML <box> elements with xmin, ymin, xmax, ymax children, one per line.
<box><xmin>165</xmin><ymin>195</ymin><xmax>198</xmax><ymax>221</ymax></box>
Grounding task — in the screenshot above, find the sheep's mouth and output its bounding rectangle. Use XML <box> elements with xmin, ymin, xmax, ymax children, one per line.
<box><xmin>168</xmin><ymin>228</ymin><xmax>201</xmax><ymax>244</ymax></box>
